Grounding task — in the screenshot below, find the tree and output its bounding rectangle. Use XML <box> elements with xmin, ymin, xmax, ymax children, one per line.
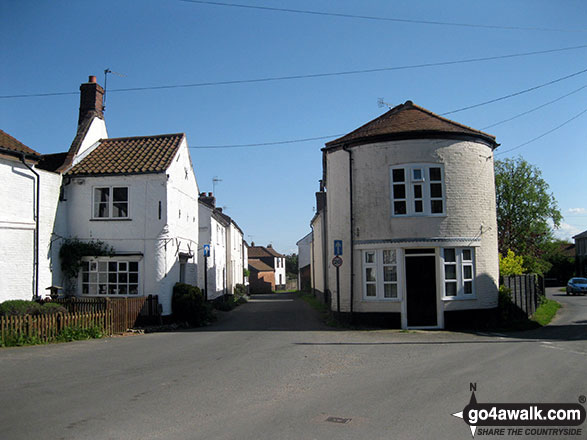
<box><xmin>499</xmin><ymin>250</ymin><xmax>524</xmax><ymax>276</ymax></box>
<box><xmin>495</xmin><ymin>157</ymin><xmax>562</xmax><ymax>260</ymax></box>
<box><xmin>285</xmin><ymin>253</ymin><xmax>298</xmax><ymax>276</ymax></box>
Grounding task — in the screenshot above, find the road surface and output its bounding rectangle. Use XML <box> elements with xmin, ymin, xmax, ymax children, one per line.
<box><xmin>1</xmin><ymin>292</ymin><xmax>585</xmax><ymax>440</ymax></box>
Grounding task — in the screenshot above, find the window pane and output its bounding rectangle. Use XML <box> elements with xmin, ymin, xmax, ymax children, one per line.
<box><xmin>119</xmin><ymin>285</ymin><xmax>128</xmax><ymax>295</ymax></box>
<box><xmin>392</xmin><ymin>168</ymin><xmax>405</xmax><ymax>182</ymax></box>
<box><xmin>445</xmin><ymin>282</ymin><xmax>457</xmax><ymax>296</ymax></box>
<box><xmin>89</xmin><ymin>261</ymin><xmax>97</xmax><ymax>271</ymax></box>
<box><xmin>98</xmin><ymin>261</ymin><xmax>108</xmax><ymax>272</ymax></box>
<box><xmin>464</xmin><ymin>281</ymin><xmax>473</xmax><ymax>294</ymax></box>
<box><xmin>118</xmin><ymin>262</ymin><xmax>128</xmax><ymax>272</ymax></box>
<box><xmin>429</xmin><ymin>167</ymin><xmax>442</xmax><ymax>181</ymax></box>
<box><xmin>109</xmin><ymin>273</ymin><xmax>117</xmax><ymax>283</ymax></box>
<box><xmin>394</xmin><ymin>201</ymin><xmax>407</xmax><ymax>215</ymax></box>
<box><xmin>366</xmin><ymin>267</ymin><xmax>376</xmax><ymax>282</ymax></box>
<box><xmin>98</xmin><ymin>272</ymin><xmax>108</xmax><ymax>283</ymax></box>
<box><xmin>445</xmin><ymin>264</ymin><xmax>457</xmax><ymax>280</ymax></box>
<box><xmin>431</xmin><ymin>200</ymin><xmax>443</xmax><ymax>214</ymax></box>
<box><xmin>384</xmin><ymin>284</ymin><xmax>398</xmax><ymax>298</ymax></box>
<box><xmin>82</xmin><ymin>261</ymin><xmax>89</xmax><ymax>271</ymax></box>
<box><xmin>118</xmin><ymin>273</ymin><xmax>128</xmax><ymax>283</ymax></box>
<box><xmin>413</xmin><ymin>184</ymin><xmax>422</xmax><ymax>198</ymax></box>
<box><xmin>129</xmin><ymin>285</ymin><xmax>139</xmax><ymax>295</ymax></box>
<box><xmin>383</xmin><ymin>250</ymin><xmax>396</xmax><ymax>264</ymax></box>
<box><xmin>89</xmin><ymin>273</ymin><xmax>97</xmax><ymax>283</ymax></box>
<box><xmin>109</xmin><ymin>261</ymin><xmax>118</xmax><ymax>272</ymax></box>
<box><xmin>412</xmin><ymin>169</ymin><xmax>423</xmax><ymax>181</ymax></box>
<box><xmin>430</xmin><ymin>183</ymin><xmax>442</xmax><ymax>198</ymax></box>
<box><xmin>82</xmin><ymin>284</ymin><xmax>89</xmax><ymax>294</ymax></box>
<box><xmin>129</xmin><ymin>273</ymin><xmax>138</xmax><ymax>283</ymax></box>
<box><xmin>113</xmin><ymin>187</ymin><xmax>128</xmax><ymax>202</ymax></box>
<box><xmin>365</xmin><ymin>252</ymin><xmax>375</xmax><ymax>264</ymax></box>
<box><xmin>108</xmin><ymin>285</ymin><xmax>118</xmax><ymax>295</ymax></box>
<box><xmin>463</xmin><ymin>265</ymin><xmax>473</xmax><ymax>279</ymax></box>
<box><xmin>82</xmin><ymin>272</ymin><xmax>89</xmax><ymax>282</ymax></box>
<box><xmin>463</xmin><ymin>249</ymin><xmax>472</xmax><ymax>261</ymax></box>
<box><xmin>384</xmin><ymin>266</ymin><xmax>397</xmax><ymax>282</ymax></box>
<box><xmin>89</xmin><ymin>284</ymin><xmax>97</xmax><ymax>295</ymax></box>
<box><xmin>444</xmin><ymin>248</ymin><xmax>456</xmax><ymax>262</ymax></box>
<box><xmin>95</xmin><ymin>187</ymin><xmax>110</xmax><ymax>202</ymax></box>
<box><xmin>98</xmin><ymin>284</ymin><xmax>107</xmax><ymax>295</ymax></box>
<box><xmin>415</xmin><ymin>200</ymin><xmax>423</xmax><ymax>213</ymax></box>
<box><xmin>393</xmin><ymin>184</ymin><xmax>406</xmax><ymax>199</ymax></box>
<box><xmin>366</xmin><ymin>284</ymin><xmax>376</xmax><ymax>297</ymax></box>
<box><xmin>113</xmin><ymin>202</ymin><xmax>128</xmax><ymax>218</ymax></box>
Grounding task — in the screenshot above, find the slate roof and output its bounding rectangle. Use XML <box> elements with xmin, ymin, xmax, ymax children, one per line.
<box><xmin>249</xmin><ymin>260</ymin><xmax>274</xmax><ymax>272</ymax></box>
<box><xmin>66</xmin><ymin>133</ymin><xmax>185</xmax><ymax>176</ymax></box>
<box><xmin>574</xmin><ymin>230</ymin><xmax>587</xmax><ymax>240</ymax></box>
<box><xmin>325</xmin><ymin>100</ymin><xmax>497</xmax><ymax>149</ymax></box>
<box><xmin>0</xmin><ymin>129</ymin><xmax>40</xmax><ymax>158</ymax></box>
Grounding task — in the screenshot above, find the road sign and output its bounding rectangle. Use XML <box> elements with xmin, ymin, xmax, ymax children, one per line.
<box><xmin>332</xmin><ymin>256</ymin><xmax>343</xmax><ymax>268</ymax></box>
<box><xmin>203</xmin><ymin>244</ymin><xmax>210</xmax><ymax>257</ymax></box>
<box><xmin>334</xmin><ymin>240</ymin><xmax>343</xmax><ymax>256</ymax></box>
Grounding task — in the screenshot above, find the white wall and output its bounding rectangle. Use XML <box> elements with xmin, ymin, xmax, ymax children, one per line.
<box><xmin>198</xmin><ymin>204</ymin><xmax>227</xmax><ymax>301</ymax></box>
<box><xmin>0</xmin><ymin>157</ymin><xmax>62</xmax><ymax>302</ymax></box>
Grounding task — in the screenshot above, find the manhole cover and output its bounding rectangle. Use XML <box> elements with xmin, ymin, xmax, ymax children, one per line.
<box><xmin>325</xmin><ymin>416</ymin><xmax>351</xmax><ymax>424</ymax></box>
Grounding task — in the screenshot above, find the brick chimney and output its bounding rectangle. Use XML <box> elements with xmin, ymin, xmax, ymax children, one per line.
<box><xmin>78</xmin><ymin>75</ymin><xmax>104</xmax><ymax>125</ymax></box>
<box><xmin>199</xmin><ymin>192</ymin><xmax>216</xmax><ymax>208</ymax></box>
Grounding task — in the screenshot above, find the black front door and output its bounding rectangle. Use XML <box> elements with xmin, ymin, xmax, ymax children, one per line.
<box><xmin>405</xmin><ymin>255</ymin><xmax>437</xmax><ymax>327</ymax></box>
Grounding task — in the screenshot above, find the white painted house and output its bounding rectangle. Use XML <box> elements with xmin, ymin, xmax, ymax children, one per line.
<box><xmin>45</xmin><ymin>76</ymin><xmax>200</xmax><ymax>315</ymax></box>
<box><xmin>296</xmin><ymin>232</ymin><xmax>312</xmax><ymax>291</ymax></box>
<box><xmin>198</xmin><ymin>192</ymin><xmax>246</xmax><ymax>298</ymax></box>
<box><xmin>311</xmin><ymin>101</ymin><xmax>500</xmax><ymax>329</ymax></box>
<box><xmin>0</xmin><ymin>130</ymin><xmax>64</xmax><ymax>302</ymax></box>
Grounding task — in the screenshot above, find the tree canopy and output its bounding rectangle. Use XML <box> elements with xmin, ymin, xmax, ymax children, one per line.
<box><xmin>495</xmin><ymin>157</ymin><xmax>562</xmax><ymax>273</ymax></box>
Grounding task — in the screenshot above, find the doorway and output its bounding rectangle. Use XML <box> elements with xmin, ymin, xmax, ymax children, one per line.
<box><xmin>405</xmin><ymin>252</ymin><xmax>437</xmax><ymax>327</ymax></box>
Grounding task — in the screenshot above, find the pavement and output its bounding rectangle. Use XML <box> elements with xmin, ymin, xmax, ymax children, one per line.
<box><xmin>0</xmin><ymin>291</ymin><xmax>586</xmax><ymax>440</ymax></box>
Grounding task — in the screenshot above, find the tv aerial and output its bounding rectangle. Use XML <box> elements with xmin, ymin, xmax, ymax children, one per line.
<box><xmin>103</xmin><ymin>68</ymin><xmax>126</xmax><ymax>111</ymax></box>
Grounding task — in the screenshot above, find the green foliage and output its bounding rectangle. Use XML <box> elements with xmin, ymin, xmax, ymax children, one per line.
<box><xmin>531</xmin><ymin>297</ymin><xmax>561</xmax><ymax>326</ymax></box>
<box><xmin>1</xmin><ymin>331</ymin><xmax>44</xmax><ymax>347</ymax></box>
<box><xmin>243</xmin><ymin>268</ymin><xmax>250</xmax><ymax>278</ymax></box>
<box><xmin>542</xmin><ymin>241</ymin><xmax>576</xmax><ymax>283</ymax></box>
<box><xmin>286</xmin><ymin>253</ymin><xmax>299</xmax><ymax>275</ymax></box>
<box><xmin>0</xmin><ymin>300</ymin><xmax>67</xmax><ymax>316</ymax></box>
<box><xmin>213</xmin><ymin>294</ymin><xmax>246</xmax><ymax>312</ymax></box>
<box><xmin>59</xmin><ymin>238</ymin><xmax>114</xmax><ymax>280</ymax></box>
<box><xmin>499</xmin><ymin>250</ymin><xmax>524</xmax><ymax>276</ymax></box>
<box><xmin>233</xmin><ymin>283</ymin><xmax>247</xmax><ymax>300</ymax></box>
<box><xmin>172</xmin><ymin>283</ymin><xmax>214</xmax><ymax>326</ymax></box>
<box><xmin>521</xmin><ymin>254</ymin><xmax>552</xmax><ymax>276</ymax></box>
<box><xmin>55</xmin><ymin>326</ymin><xmax>103</xmax><ymax>342</ymax></box>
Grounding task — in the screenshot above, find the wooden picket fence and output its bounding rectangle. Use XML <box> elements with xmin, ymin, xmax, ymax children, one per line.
<box><xmin>1</xmin><ymin>311</ymin><xmax>112</xmax><ymax>344</ymax></box>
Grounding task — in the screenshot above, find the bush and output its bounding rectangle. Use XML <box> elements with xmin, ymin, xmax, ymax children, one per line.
<box><xmin>234</xmin><ymin>283</ymin><xmax>247</xmax><ymax>299</ymax></box>
<box><xmin>0</xmin><ymin>300</ymin><xmax>43</xmax><ymax>316</ymax></box>
<box><xmin>55</xmin><ymin>326</ymin><xmax>103</xmax><ymax>342</ymax></box>
<box><xmin>0</xmin><ymin>300</ymin><xmax>68</xmax><ymax>316</ymax></box>
<box><xmin>172</xmin><ymin>283</ymin><xmax>214</xmax><ymax>326</ymax></box>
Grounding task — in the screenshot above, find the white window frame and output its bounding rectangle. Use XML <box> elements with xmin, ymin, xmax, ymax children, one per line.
<box><xmin>80</xmin><ymin>256</ymin><xmax>141</xmax><ymax>297</ymax></box>
<box><xmin>92</xmin><ymin>186</ymin><xmax>130</xmax><ymax>219</ymax></box>
<box><xmin>390</xmin><ymin>164</ymin><xmax>445</xmax><ymax>217</ymax></box>
<box><xmin>441</xmin><ymin>247</ymin><xmax>476</xmax><ymax>300</ymax></box>
<box><xmin>362</xmin><ymin>249</ymin><xmax>402</xmax><ymax>301</ymax></box>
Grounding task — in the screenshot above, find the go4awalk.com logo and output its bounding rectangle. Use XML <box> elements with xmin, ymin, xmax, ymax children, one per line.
<box><xmin>451</xmin><ymin>384</ymin><xmax>586</xmax><ymax>437</ymax></box>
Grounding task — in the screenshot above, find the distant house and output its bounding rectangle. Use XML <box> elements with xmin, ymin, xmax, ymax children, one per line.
<box><xmin>53</xmin><ymin>76</ymin><xmax>200</xmax><ymax>315</ymax></box>
<box><xmin>198</xmin><ymin>192</ymin><xmax>247</xmax><ymax>299</ymax></box>
<box><xmin>296</xmin><ymin>232</ymin><xmax>312</xmax><ymax>292</ymax></box>
<box><xmin>248</xmin><ymin>259</ymin><xmax>275</xmax><ymax>294</ymax></box>
<box><xmin>310</xmin><ymin>100</ymin><xmax>500</xmax><ymax>329</ymax></box>
<box><xmin>0</xmin><ymin>130</ymin><xmax>63</xmax><ymax>302</ymax></box>
<box><xmin>574</xmin><ymin>230</ymin><xmax>587</xmax><ymax>277</ymax></box>
<box><xmin>248</xmin><ymin>243</ymin><xmax>286</xmax><ymax>292</ymax></box>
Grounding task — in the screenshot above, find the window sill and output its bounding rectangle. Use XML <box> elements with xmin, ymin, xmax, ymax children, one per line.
<box><xmin>90</xmin><ymin>218</ymin><xmax>132</xmax><ymax>222</ymax></box>
<box><xmin>442</xmin><ymin>295</ymin><xmax>476</xmax><ymax>301</ymax></box>
<box><xmin>391</xmin><ymin>214</ymin><xmax>447</xmax><ymax>219</ymax></box>
<box><xmin>362</xmin><ymin>298</ymin><xmax>402</xmax><ymax>302</ymax></box>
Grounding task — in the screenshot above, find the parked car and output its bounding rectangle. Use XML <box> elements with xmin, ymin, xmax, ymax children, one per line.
<box><xmin>566</xmin><ymin>277</ymin><xmax>587</xmax><ymax>295</ymax></box>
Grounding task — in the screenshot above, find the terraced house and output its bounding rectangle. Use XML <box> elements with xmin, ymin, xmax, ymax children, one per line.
<box><xmin>311</xmin><ymin>101</ymin><xmax>500</xmax><ymax>329</ymax></box>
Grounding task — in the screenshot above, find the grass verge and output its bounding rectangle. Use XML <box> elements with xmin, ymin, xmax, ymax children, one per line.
<box><xmin>297</xmin><ymin>291</ymin><xmax>344</xmax><ymax>327</ymax></box>
<box><xmin>531</xmin><ymin>297</ymin><xmax>561</xmax><ymax>326</ymax></box>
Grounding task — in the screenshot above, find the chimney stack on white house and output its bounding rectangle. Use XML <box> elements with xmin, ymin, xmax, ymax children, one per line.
<box><xmin>78</xmin><ymin>75</ymin><xmax>105</xmax><ymax>125</ymax></box>
<box><xmin>199</xmin><ymin>192</ymin><xmax>216</xmax><ymax>208</ymax></box>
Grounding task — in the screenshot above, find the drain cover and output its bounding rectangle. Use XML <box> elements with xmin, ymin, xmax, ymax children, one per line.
<box><xmin>325</xmin><ymin>416</ymin><xmax>351</xmax><ymax>424</ymax></box>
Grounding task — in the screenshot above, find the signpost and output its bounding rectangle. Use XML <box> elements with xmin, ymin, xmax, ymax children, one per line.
<box><xmin>332</xmin><ymin>242</ymin><xmax>343</xmax><ymax>313</ymax></box>
<box><xmin>203</xmin><ymin>245</ymin><xmax>210</xmax><ymax>301</ymax></box>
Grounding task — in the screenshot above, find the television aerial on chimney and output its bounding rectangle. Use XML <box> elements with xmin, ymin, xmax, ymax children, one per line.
<box><xmin>103</xmin><ymin>68</ymin><xmax>126</xmax><ymax>112</ymax></box>
<box><xmin>377</xmin><ymin>98</ymin><xmax>392</xmax><ymax>110</ymax></box>
<box><xmin>212</xmin><ymin>176</ymin><xmax>222</xmax><ymax>195</ymax></box>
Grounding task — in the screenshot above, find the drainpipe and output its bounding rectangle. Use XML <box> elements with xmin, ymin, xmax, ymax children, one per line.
<box><xmin>20</xmin><ymin>153</ymin><xmax>40</xmax><ymax>300</ymax></box>
<box><xmin>343</xmin><ymin>146</ymin><xmax>354</xmax><ymax>320</ymax></box>
<box><xmin>310</xmin><ymin>225</ymin><xmax>315</xmax><ymax>295</ymax></box>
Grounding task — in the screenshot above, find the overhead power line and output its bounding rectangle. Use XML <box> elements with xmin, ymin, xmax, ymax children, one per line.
<box><xmin>179</xmin><ymin>0</ymin><xmax>587</xmax><ymax>33</ymax></box>
<box><xmin>188</xmin><ymin>67</ymin><xmax>587</xmax><ymax>148</ymax></box>
<box><xmin>495</xmin><ymin>107</ymin><xmax>587</xmax><ymax>155</ymax></box>
<box><xmin>482</xmin><ymin>84</ymin><xmax>587</xmax><ymax>129</ymax></box>
<box><xmin>2</xmin><ymin>45</ymin><xmax>587</xmax><ymax>99</ymax></box>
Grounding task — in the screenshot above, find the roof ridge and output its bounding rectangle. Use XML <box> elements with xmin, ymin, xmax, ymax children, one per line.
<box><xmin>101</xmin><ymin>133</ymin><xmax>185</xmax><ymax>142</ymax></box>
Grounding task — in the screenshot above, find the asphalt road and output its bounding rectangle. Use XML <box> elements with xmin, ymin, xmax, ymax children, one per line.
<box><xmin>1</xmin><ymin>292</ymin><xmax>585</xmax><ymax>440</ymax></box>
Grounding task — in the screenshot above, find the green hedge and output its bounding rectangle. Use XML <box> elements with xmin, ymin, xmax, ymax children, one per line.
<box><xmin>172</xmin><ymin>283</ymin><xmax>214</xmax><ymax>326</ymax></box>
<box><xmin>0</xmin><ymin>300</ymin><xmax>67</xmax><ymax>316</ymax></box>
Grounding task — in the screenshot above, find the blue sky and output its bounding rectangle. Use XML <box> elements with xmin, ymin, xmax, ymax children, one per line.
<box><xmin>2</xmin><ymin>0</ymin><xmax>586</xmax><ymax>254</ymax></box>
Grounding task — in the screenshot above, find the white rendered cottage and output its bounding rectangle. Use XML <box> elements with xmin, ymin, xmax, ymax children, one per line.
<box><xmin>0</xmin><ymin>130</ymin><xmax>64</xmax><ymax>302</ymax></box>
<box><xmin>311</xmin><ymin>101</ymin><xmax>500</xmax><ymax>329</ymax></box>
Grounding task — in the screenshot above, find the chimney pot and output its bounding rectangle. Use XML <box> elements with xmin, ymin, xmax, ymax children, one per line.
<box><xmin>89</xmin><ymin>75</ymin><xmax>97</xmax><ymax>83</ymax></box>
<box><xmin>208</xmin><ymin>192</ymin><xmax>212</xmax><ymax>197</ymax></box>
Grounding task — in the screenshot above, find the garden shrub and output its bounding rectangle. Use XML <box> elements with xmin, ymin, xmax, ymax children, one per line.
<box><xmin>0</xmin><ymin>300</ymin><xmax>43</xmax><ymax>316</ymax></box>
<box><xmin>55</xmin><ymin>326</ymin><xmax>103</xmax><ymax>342</ymax></box>
<box><xmin>172</xmin><ymin>283</ymin><xmax>214</xmax><ymax>326</ymax></box>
